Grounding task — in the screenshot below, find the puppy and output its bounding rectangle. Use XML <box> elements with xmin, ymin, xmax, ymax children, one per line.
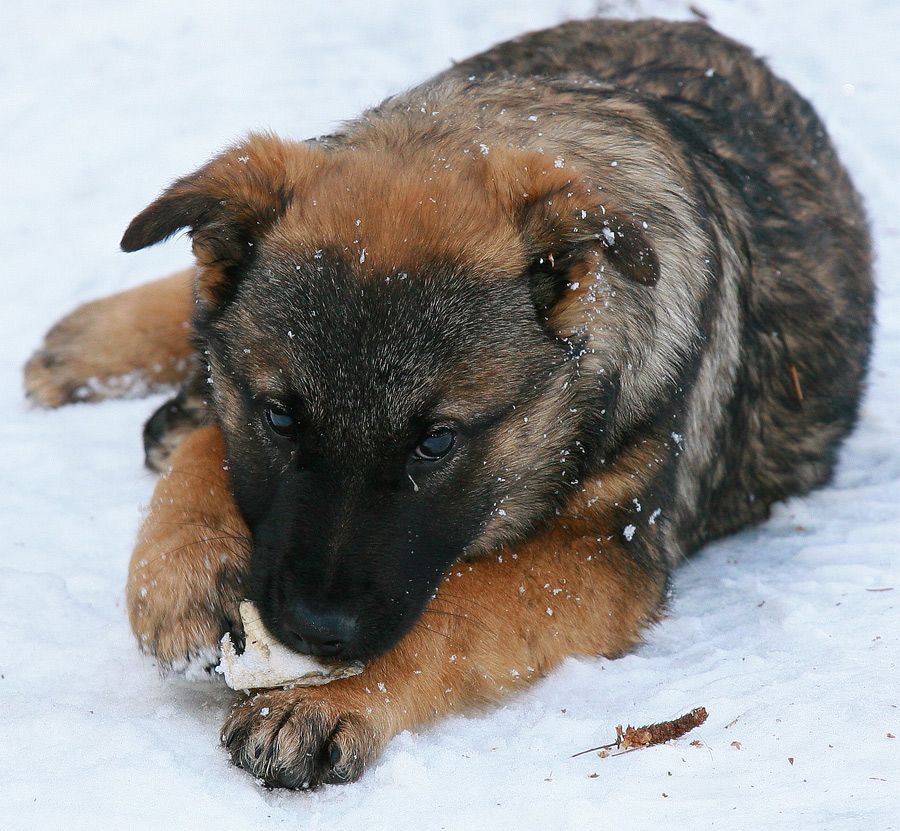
<box><xmin>25</xmin><ymin>18</ymin><xmax>873</xmax><ymax>788</ymax></box>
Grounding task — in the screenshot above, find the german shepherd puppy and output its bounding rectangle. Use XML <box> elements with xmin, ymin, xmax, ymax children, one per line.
<box><xmin>25</xmin><ymin>19</ymin><xmax>873</xmax><ymax>788</ymax></box>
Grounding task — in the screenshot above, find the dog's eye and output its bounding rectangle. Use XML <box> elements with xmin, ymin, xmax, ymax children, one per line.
<box><xmin>413</xmin><ymin>427</ymin><xmax>455</xmax><ymax>461</ymax></box>
<box><xmin>265</xmin><ymin>405</ymin><xmax>297</xmax><ymax>438</ymax></box>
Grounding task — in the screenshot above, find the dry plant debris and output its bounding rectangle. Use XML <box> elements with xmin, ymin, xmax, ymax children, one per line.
<box><xmin>573</xmin><ymin>707</ymin><xmax>708</xmax><ymax>757</ymax></box>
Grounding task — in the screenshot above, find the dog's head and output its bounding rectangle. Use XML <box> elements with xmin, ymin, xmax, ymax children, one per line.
<box><xmin>123</xmin><ymin>133</ymin><xmax>659</xmax><ymax>661</ymax></box>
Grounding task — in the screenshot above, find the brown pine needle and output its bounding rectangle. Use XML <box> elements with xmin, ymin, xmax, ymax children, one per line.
<box><xmin>572</xmin><ymin>707</ymin><xmax>708</xmax><ymax>758</ymax></box>
<box><xmin>790</xmin><ymin>365</ymin><xmax>804</xmax><ymax>402</ymax></box>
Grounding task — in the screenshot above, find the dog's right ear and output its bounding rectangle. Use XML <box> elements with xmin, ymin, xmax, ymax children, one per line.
<box><xmin>121</xmin><ymin>134</ymin><xmax>326</xmax><ymax>308</ymax></box>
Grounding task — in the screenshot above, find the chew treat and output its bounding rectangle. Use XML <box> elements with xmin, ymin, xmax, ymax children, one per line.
<box><xmin>217</xmin><ymin>601</ymin><xmax>364</xmax><ymax>690</ymax></box>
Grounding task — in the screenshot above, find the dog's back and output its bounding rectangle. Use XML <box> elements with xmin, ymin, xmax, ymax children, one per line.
<box><xmin>335</xmin><ymin>18</ymin><xmax>874</xmax><ymax>556</ymax></box>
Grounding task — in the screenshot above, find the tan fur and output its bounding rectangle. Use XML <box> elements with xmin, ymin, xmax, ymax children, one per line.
<box><xmin>275</xmin><ymin>148</ymin><xmax>524</xmax><ymax>279</ymax></box>
<box><xmin>24</xmin><ymin>269</ymin><xmax>195</xmax><ymax>406</ymax></box>
<box><xmin>126</xmin><ymin>417</ymin><xmax>664</xmax><ymax>782</ymax></box>
<box><xmin>127</xmin><ymin>426</ymin><xmax>250</xmax><ymax>677</ymax></box>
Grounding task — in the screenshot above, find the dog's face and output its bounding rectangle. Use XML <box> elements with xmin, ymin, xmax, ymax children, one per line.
<box><xmin>205</xmin><ymin>250</ymin><xmax>567</xmax><ymax>661</ymax></box>
<box><xmin>122</xmin><ymin>134</ymin><xmax>658</xmax><ymax>661</ymax></box>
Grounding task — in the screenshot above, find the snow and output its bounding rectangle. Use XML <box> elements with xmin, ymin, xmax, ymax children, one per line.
<box><xmin>2</xmin><ymin>0</ymin><xmax>898</xmax><ymax>828</ymax></box>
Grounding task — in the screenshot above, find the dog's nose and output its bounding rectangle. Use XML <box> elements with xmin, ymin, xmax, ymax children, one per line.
<box><xmin>279</xmin><ymin>603</ymin><xmax>358</xmax><ymax>658</ymax></box>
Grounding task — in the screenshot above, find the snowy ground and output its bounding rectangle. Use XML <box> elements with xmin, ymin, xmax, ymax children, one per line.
<box><xmin>2</xmin><ymin>1</ymin><xmax>898</xmax><ymax>828</ymax></box>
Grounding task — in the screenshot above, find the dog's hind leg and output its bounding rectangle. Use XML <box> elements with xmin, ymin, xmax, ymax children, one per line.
<box><xmin>127</xmin><ymin>425</ymin><xmax>251</xmax><ymax>678</ymax></box>
<box><xmin>24</xmin><ymin>268</ymin><xmax>195</xmax><ymax>407</ymax></box>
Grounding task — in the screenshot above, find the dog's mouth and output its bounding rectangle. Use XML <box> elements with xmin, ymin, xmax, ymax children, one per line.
<box><xmin>250</xmin><ymin>549</ymin><xmax>445</xmax><ymax>664</ymax></box>
<box><xmin>257</xmin><ymin>594</ymin><xmax>430</xmax><ymax>664</ymax></box>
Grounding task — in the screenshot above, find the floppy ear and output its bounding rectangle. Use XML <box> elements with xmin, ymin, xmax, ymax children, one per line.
<box><xmin>482</xmin><ymin>149</ymin><xmax>659</xmax><ymax>315</ymax></box>
<box><xmin>121</xmin><ymin>133</ymin><xmax>327</xmax><ymax>308</ymax></box>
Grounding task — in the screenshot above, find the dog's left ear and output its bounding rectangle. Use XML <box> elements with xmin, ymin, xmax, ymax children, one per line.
<box><xmin>121</xmin><ymin>134</ymin><xmax>326</xmax><ymax>308</ymax></box>
<box><xmin>481</xmin><ymin>149</ymin><xmax>659</xmax><ymax>314</ymax></box>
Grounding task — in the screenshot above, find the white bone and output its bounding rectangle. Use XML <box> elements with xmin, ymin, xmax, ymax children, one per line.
<box><xmin>216</xmin><ymin>601</ymin><xmax>363</xmax><ymax>690</ymax></box>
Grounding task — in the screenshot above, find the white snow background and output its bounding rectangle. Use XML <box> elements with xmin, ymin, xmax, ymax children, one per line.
<box><xmin>1</xmin><ymin>1</ymin><xmax>898</xmax><ymax>828</ymax></box>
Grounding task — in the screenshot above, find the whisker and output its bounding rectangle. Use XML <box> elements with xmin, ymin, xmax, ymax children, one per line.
<box><xmin>420</xmin><ymin>608</ymin><xmax>468</xmax><ymax>623</ymax></box>
<box><xmin>421</xmin><ymin>605</ymin><xmax>493</xmax><ymax>637</ymax></box>
<box><xmin>162</xmin><ymin>466</ymin><xmax>231</xmax><ymax>492</ymax></box>
<box><xmin>134</xmin><ymin>518</ymin><xmax>252</xmax><ymax>570</ymax></box>
<box><xmin>146</xmin><ymin>534</ymin><xmax>251</xmax><ymax>561</ymax></box>
<box><xmin>411</xmin><ymin>621</ymin><xmax>459</xmax><ymax>646</ymax></box>
<box><xmin>132</xmin><ymin>541</ymin><xmax>251</xmax><ymax>574</ymax></box>
<box><xmin>156</xmin><ymin>518</ymin><xmax>251</xmax><ymax>541</ymax></box>
<box><xmin>434</xmin><ymin>591</ymin><xmax>496</xmax><ymax>616</ymax></box>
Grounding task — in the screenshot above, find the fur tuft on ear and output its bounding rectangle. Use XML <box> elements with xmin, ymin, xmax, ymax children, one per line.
<box><xmin>121</xmin><ymin>134</ymin><xmax>327</xmax><ymax>308</ymax></box>
<box><xmin>481</xmin><ymin>148</ymin><xmax>659</xmax><ymax>314</ymax></box>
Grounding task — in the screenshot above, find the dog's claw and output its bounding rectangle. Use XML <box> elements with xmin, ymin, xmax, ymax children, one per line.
<box><xmin>222</xmin><ymin>691</ymin><xmax>382</xmax><ymax>789</ymax></box>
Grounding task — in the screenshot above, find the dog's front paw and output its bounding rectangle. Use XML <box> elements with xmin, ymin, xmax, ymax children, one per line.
<box><xmin>127</xmin><ymin>426</ymin><xmax>252</xmax><ymax>678</ymax></box>
<box><xmin>222</xmin><ymin>687</ymin><xmax>383</xmax><ymax>788</ymax></box>
<box><xmin>128</xmin><ymin>548</ymin><xmax>248</xmax><ymax>679</ymax></box>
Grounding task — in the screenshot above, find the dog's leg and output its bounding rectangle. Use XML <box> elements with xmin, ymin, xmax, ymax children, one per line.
<box><xmin>127</xmin><ymin>425</ymin><xmax>251</xmax><ymax>679</ymax></box>
<box><xmin>221</xmin><ymin>460</ymin><xmax>669</xmax><ymax>788</ymax></box>
<box><xmin>142</xmin><ymin>356</ymin><xmax>215</xmax><ymax>472</ymax></box>
<box><xmin>24</xmin><ymin>268</ymin><xmax>195</xmax><ymax>407</ymax></box>
<box><xmin>129</xmin><ymin>422</ymin><xmax>667</xmax><ymax>783</ymax></box>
